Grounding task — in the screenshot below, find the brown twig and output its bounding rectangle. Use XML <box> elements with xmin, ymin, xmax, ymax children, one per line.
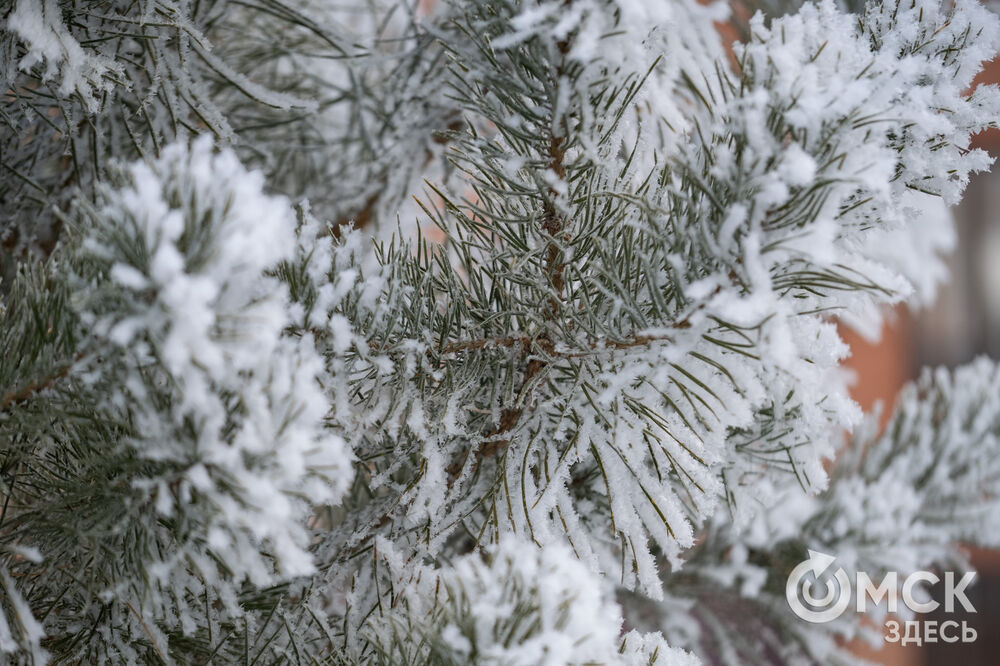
<box><xmin>436</xmin><ymin>319</ymin><xmax>695</xmax><ymax>359</ymax></box>
<box><xmin>332</xmin><ymin>190</ymin><xmax>380</xmax><ymax>238</ymax></box>
<box><xmin>125</xmin><ymin>601</ymin><xmax>168</xmax><ymax>663</ymax></box>
<box><xmin>444</xmin><ymin>115</ymin><xmax>573</xmax><ymax>481</ymax></box>
<box><xmin>0</xmin><ymin>356</ymin><xmax>80</xmax><ymax>412</ymax></box>
<box><xmin>439</xmin><ymin>334</ymin><xmax>534</xmax><ymax>355</ymax></box>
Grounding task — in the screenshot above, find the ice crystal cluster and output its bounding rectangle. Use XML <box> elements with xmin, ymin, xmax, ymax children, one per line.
<box><xmin>1</xmin><ymin>0</ymin><xmax>999</xmax><ymax>664</ymax></box>
<box><xmin>366</xmin><ymin>537</ymin><xmax>698</xmax><ymax>665</ymax></box>
<box><xmin>75</xmin><ymin>136</ymin><xmax>354</xmax><ymax>585</ymax></box>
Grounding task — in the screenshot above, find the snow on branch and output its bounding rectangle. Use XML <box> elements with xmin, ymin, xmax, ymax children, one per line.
<box><xmin>365</xmin><ymin>537</ymin><xmax>699</xmax><ymax>666</ymax></box>
<box><xmin>72</xmin><ymin>136</ymin><xmax>354</xmax><ymax>588</ymax></box>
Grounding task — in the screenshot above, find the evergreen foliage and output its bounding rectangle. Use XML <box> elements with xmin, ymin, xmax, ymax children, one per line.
<box><xmin>1</xmin><ymin>0</ymin><xmax>999</xmax><ymax>664</ymax></box>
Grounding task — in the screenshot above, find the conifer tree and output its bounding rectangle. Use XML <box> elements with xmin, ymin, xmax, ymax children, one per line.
<box><xmin>1</xmin><ymin>0</ymin><xmax>999</xmax><ymax>664</ymax></box>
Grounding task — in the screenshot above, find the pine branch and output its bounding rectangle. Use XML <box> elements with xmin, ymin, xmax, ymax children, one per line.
<box><xmin>0</xmin><ymin>355</ymin><xmax>80</xmax><ymax>412</ymax></box>
<box><xmin>2</xmin><ymin>0</ymin><xmax>999</xmax><ymax>663</ymax></box>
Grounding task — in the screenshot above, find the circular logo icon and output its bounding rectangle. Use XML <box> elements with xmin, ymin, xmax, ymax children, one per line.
<box><xmin>785</xmin><ymin>549</ymin><xmax>851</xmax><ymax>623</ymax></box>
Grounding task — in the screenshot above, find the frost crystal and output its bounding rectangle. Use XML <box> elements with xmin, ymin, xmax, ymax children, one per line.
<box><xmin>3</xmin><ymin>0</ymin><xmax>1000</xmax><ymax>663</ymax></box>
<box><xmin>75</xmin><ymin>136</ymin><xmax>354</xmax><ymax>589</ymax></box>
<box><xmin>367</xmin><ymin>537</ymin><xmax>697</xmax><ymax>666</ymax></box>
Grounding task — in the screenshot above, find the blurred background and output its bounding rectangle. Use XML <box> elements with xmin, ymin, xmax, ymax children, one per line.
<box><xmin>842</xmin><ymin>53</ymin><xmax>1000</xmax><ymax>666</ymax></box>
